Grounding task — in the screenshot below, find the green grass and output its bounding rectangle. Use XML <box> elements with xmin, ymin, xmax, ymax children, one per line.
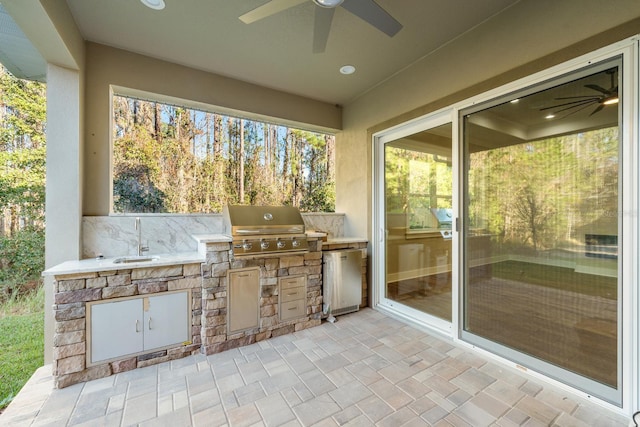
<box><xmin>0</xmin><ymin>287</ymin><xmax>44</xmax><ymax>410</ymax></box>
<box><xmin>492</xmin><ymin>260</ymin><xmax>617</xmax><ymax>300</ymax></box>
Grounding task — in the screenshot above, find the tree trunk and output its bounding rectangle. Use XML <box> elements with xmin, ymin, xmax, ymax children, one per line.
<box><xmin>154</xmin><ymin>103</ymin><xmax>162</xmax><ymax>143</ymax></box>
<box><xmin>239</xmin><ymin>119</ymin><xmax>245</xmax><ymax>204</ymax></box>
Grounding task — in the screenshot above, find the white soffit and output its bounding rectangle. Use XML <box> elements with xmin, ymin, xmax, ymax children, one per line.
<box><xmin>0</xmin><ymin>3</ymin><xmax>45</xmax><ymax>81</ymax></box>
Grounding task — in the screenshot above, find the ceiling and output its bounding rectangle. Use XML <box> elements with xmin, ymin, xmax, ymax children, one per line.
<box><xmin>0</xmin><ymin>3</ymin><xmax>46</xmax><ymax>80</ymax></box>
<box><xmin>396</xmin><ymin>64</ymin><xmax>620</xmax><ymax>153</ymax></box>
<box><xmin>56</xmin><ymin>0</ymin><xmax>521</xmax><ymax>106</ymax></box>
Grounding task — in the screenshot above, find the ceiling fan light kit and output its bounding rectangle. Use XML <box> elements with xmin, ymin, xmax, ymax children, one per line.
<box><xmin>540</xmin><ymin>67</ymin><xmax>619</xmax><ymax>119</ymax></box>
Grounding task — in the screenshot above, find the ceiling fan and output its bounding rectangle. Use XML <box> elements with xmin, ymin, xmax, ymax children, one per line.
<box><xmin>539</xmin><ymin>68</ymin><xmax>619</xmax><ymax>118</ymax></box>
<box><xmin>239</xmin><ymin>0</ymin><xmax>402</xmax><ymax>53</ymax></box>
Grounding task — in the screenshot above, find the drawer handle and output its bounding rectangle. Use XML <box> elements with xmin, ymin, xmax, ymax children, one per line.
<box><xmin>288</xmin><ymin>306</ymin><xmax>298</xmax><ymax>310</ymax></box>
<box><xmin>286</xmin><ymin>292</ymin><xmax>298</xmax><ymax>296</ymax></box>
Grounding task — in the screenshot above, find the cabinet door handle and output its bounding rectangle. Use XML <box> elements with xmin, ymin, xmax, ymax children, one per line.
<box><xmin>135</xmin><ymin>319</ymin><xmax>140</xmax><ymax>333</ymax></box>
<box><xmin>148</xmin><ymin>317</ymin><xmax>153</xmax><ymax>330</ymax></box>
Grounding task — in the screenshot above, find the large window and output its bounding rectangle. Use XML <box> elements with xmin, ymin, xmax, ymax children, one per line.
<box><xmin>112</xmin><ymin>95</ymin><xmax>335</xmax><ymax>213</ymax></box>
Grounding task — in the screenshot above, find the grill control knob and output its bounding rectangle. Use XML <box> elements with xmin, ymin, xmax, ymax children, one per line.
<box><xmin>242</xmin><ymin>240</ymin><xmax>253</xmax><ymax>251</ymax></box>
<box><xmin>277</xmin><ymin>239</ymin><xmax>286</xmax><ymax>249</ymax></box>
<box><xmin>292</xmin><ymin>238</ymin><xmax>300</xmax><ymax>248</ymax></box>
<box><xmin>260</xmin><ymin>239</ymin><xmax>270</xmax><ymax>250</ymax></box>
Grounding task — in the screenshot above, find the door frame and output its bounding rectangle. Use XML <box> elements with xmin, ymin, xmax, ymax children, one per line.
<box><xmin>372</xmin><ymin>108</ymin><xmax>458</xmax><ymax>336</ymax></box>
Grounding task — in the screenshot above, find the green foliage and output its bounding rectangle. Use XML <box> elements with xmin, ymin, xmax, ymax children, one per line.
<box><xmin>300</xmin><ymin>180</ymin><xmax>335</xmax><ymax>212</ymax></box>
<box><xmin>0</xmin><ymin>65</ymin><xmax>46</xmax><ymax>299</ymax></box>
<box><xmin>112</xmin><ymin>96</ymin><xmax>336</xmax><ymax>213</ymax></box>
<box><xmin>0</xmin><ymin>65</ymin><xmax>46</xmax><ymax>411</ymax></box>
<box><xmin>0</xmin><ymin>147</ymin><xmax>46</xmax><ymax>222</ymax></box>
<box><xmin>0</xmin><ymin>69</ymin><xmax>46</xmax><ymax>150</ymax></box>
<box><xmin>113</xmin><ymin>136</ymin><xmax>167</xmax><ymax>213</ymax></box>
<box><xmin>0</xmin><ymin>227</ymin><xmax>45</xmax><ymax>298</ymax></box>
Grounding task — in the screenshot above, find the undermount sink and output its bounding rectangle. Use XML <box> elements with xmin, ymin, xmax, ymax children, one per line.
<box><xmin>112</xmin><ymin>255</ymin><xmax>159</xmax><ymax>264</ymax></box>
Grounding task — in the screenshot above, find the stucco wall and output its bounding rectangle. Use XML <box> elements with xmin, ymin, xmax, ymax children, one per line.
<box><xmin>336</xmin><ymin>0</ymin><xmax>640</xmax><ymax>241</ymax></box>
<box><xmin>82</xmin><ymin>43</ymin><xmax>342</xmax><ymax>215</ymax></box>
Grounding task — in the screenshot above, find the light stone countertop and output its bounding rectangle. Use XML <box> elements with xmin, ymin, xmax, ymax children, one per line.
<box><xmin>44</xmin><ymin>233</ymin><xmax>366</xmax><ymax>277</ymax></box>
<box><xmin>326</xmin><ymin>237</ymin><xmax>368</xmax><ymax>244</ymax></box>
<box><xmin>191</xmin><ymin>234</ymin><xmax>233</xmax><ymax>244</ymax></box>
<box><xmin>42</xmin><ymin>251</ymin><xmax>204</xmax><ymax>277</ymax></box>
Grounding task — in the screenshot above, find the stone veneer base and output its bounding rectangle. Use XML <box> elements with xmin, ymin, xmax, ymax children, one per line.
<box><xmin>50</xmin><ymin>238</ymin><xmax>329</xmax><ymax>388</ymax></box>
<box><xmin>199</xmin><ymin>239</ymin><xmax>324</xmax><ymax>356</ymax></box>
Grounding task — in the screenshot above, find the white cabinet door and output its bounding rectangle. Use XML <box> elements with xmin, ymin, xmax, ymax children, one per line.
<box><xmin>91</xmin><ymin>298</ymin><xmax>143</xmax><ymax>363</ymax></box>
<box><xmin>144</xmin><ymin>292</ymin><xmax>190</xmax><ymax>350</ymax></box>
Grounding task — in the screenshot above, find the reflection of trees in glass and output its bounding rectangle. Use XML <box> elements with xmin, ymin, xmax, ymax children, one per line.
<box><xmin>385</xmin><ymin>145</ymin><xmax>452</xmax><ymax>228</ymax></box>
<box><xmin>112</xmin><ymin>96</ymin><xmax>335</xmax><ymax>213</ymax></box>
<box><xmin>469</xmin><ymin>127</ymin><xmax>618</xmax><ymax>253</ymax></box>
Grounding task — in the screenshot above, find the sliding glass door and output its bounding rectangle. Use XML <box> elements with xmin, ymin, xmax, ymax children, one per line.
<box><xmin>379</xmin><ymin>118</ymin><xmax>453</xmax><ymax>327</ymax></box>
<box><xmin>461</xmin><ymin>58</ymin><xmax>622</xmax><ymax>403</ymax></box>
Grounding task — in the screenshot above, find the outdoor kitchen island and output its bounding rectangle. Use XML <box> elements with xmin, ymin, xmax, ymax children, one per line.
<box><xmin>193</xmin><ymin>232</ymin><xmax>325</xmax><ymax>356</ymax></box>
<box><xmin>43</xmin><ymin>231</ymin><xmax>327</xmax><ymax>389</ymax></box>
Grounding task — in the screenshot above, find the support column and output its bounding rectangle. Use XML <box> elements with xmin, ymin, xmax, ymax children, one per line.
<box><xmin>44</xmin><ymin>64</ymin><xmax>82</xmax><ymax>364</ymax></box>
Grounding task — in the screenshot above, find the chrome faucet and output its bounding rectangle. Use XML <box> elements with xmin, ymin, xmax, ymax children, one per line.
<box><xmin>135</xmin><ymin>217</ymin><xmax>149</xmax><ymax>256</ymax></box>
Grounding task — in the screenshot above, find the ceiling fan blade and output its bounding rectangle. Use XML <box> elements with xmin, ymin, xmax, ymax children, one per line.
<box><xmin>584</xmin><ymin>84</ymin><xmax>610</xmax><ymax>95</ymax></box>
<box><xmin>554</xmin><ymin>102</ymin><xmax>599</xmax><ymax>119</ymax></box>
<box><xmin>589</xmin><ymin>104</ymin><xmax>605</xmax><ymax>116</ymax></box>
<box><xmin>553</xmin><ymin>95</ymin><xmax>604</xmax><ymax>100</ymax></box>
<box><xmin>548</xmin><ymin>100</ymin><xmax>596</xmax><ymax>115</ymax></box>
<box><xmin>239</xmin><ymin>0</ymin><xmax>306</xmax><ymax>24</ymax></box>
<box><xmin>539</xmin><ymin>98</ymin><xmax>598</xmax><ymax>111</ymax></box>
<box><xmin>313</xmin><ymin>7</ymin><xmax>335</xmax><ymax>53</ymax></box>
<box><xmin>341</xmin><ymin>0</ymin><xmax>402</xmax><ymax>37</ymax></box>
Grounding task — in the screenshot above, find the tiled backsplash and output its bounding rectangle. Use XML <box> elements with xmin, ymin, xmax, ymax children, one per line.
<box><xmin>82</xmin><ymin>213</ymin><xmax>344</xmax><ymax>258</ymax></box>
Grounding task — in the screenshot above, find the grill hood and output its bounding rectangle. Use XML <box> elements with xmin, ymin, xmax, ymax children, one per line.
<box><xmin>223</xmin><ymin>205</ymin><xmax>306</xmax><ymax>235</ymax></box>
<box><xmin>223</xmin><ymin>205</ymin><xmax>309</xmax><ymax>256</ymax></box>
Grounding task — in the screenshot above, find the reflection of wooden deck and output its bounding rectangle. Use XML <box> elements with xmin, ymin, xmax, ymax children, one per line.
<box><xmin>387</xmin><ymin>274</ymin><xmax>452</xmax><ymax>321</ymax></box>
<box><xmin>388</xmin><ymin>268</ymin><xmax>617</xmax><ymax>388</ymax></box>
<box><xmin>466</xmin><ymin>276</ymin><xmax>617</xmax><ymax>387</ymax></box>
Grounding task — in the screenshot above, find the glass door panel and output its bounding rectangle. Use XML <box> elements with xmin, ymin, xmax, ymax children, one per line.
<box><xmin>462</xmin><ymin>60</ymin><xmax>621</xmax><ymax>402</ymax></box>
<box><xmin>384</xmin><ymin>123</ymin><xmax>452</xmax><ymax>321</ymax></box>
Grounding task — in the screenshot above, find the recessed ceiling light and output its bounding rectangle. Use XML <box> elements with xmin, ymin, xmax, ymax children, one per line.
<box><xmin>340</xmin><ymin>65</ymin><xmax>355</xmax><ymax>75</ymax></box>
<box><xmin>313</xmin><ymin>0</ymin><xmax>344</xmax><ymax>8</ymax></box>
<box><xmin>140</xmin><ymin>0</ymin><xmax>165</xmax><ymax>10</ymax></box>
<box><xmin>545</xmin><ymin>113</ymin><xmax>555</xmax><ymax>119</ymax></box>
<box><xmin>510</xmin><ymin>99</ymin><xmax>519</xmax><ymax>104</ymax></box>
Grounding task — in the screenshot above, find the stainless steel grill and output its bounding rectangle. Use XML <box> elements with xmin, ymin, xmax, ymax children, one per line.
<box><xmin>223</xmin><ymin>205</ymin><xmax>309</xmax><ymax>256</ymax></box>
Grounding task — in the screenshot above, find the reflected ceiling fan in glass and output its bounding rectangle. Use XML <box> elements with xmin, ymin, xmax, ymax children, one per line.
<box><xmin>540</xmin><ymin>68</ymin><xmax>619</xmax><ymax>118</ymax></box>
<box><xmin>239</xmin><ymin>0</ymin><xmax>402</xmax><ymax>53</ymax></box>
